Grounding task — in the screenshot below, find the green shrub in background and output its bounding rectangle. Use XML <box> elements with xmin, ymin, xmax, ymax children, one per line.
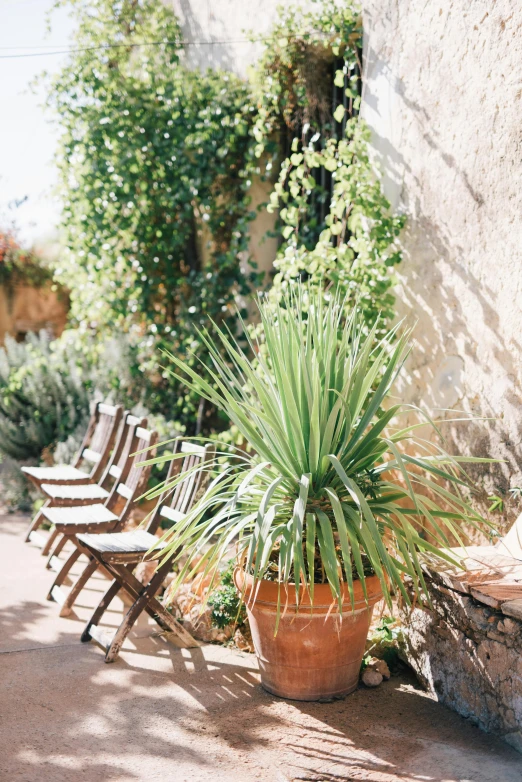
<box><xmin>0</xmin><ymin>457</ymin><xmax>36</xmax><ymax>513</ymax></box>
<box><xmin>0</xmin><ymin>333</ymin><xmax>90</xmax><ymax>462</ymax></box>
<box><xmin>0</xmin><ymin>333</ymin><xmax>90</xmax><ymax>511</ymax></box>
<box><xmin>0</xmin><ymin>329</ymin><xmax>183</xmax><ymax>511</ymax></box>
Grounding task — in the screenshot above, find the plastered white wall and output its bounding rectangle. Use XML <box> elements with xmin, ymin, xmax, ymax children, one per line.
<box><xmin>362</xmin><ymin>0</ymin><xmax>522</xmax><ymax>521</ymax></box>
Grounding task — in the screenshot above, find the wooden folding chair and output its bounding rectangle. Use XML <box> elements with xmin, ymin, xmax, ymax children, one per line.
<box><xmin>24</xmin><ymin>411</ymin><xmax>145</xmax><ymax>556</ymax></box>
<box><xmin>43</xmin><ymin>422</ymin><xmax>158</xmax><ymax>616</ymax></box>
<box><xmin>22</xmin><ymin>402</ymin><xmax>124</xmax><ymax>488</ymax></box>
<box><xmin>23</xmin><ymin>402</ymin><xmax>124</xmax><ymax>547</ymax></box>
<box><xmin>76</xmin><ymin>441</ymin><xmax>214</xmax><ymax>662</ymax></box>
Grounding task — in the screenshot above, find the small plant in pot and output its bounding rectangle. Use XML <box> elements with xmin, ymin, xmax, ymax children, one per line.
<box><xmin>149</xmin><ymin>286</ymin><xmax>493</xmax><ymax>701</ymax></box>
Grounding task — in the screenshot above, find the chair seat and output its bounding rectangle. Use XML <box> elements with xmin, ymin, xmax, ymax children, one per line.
<box><xmin>21</xmin><ymin>465</ymin><xmax>91</xmax><ymax>484</ymax></box>
<box><xmin>41</xmin><ymin>483</ymin><xmax>110</xmax><ymax>503</ymax></box>
<box><xmin>43</xmin><ymin>504</ymin><xmax>119</xmax><ymax>530</ymax></box>
<box><xmin>78</xmin><ymin>529</ymin><xmax>165</xmax><ymax>562</ymax></box>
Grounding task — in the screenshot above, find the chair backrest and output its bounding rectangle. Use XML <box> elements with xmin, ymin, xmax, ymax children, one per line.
<box><xmin>146</xmin><ymin>440</ymin><xmax>215</xmax><ymax>535</ymax></box>
<box><xmin>100</xmin><ymin>412</ymin><xmax>144</xmax><ymax>490</ymax></box>
<box><xmin>75</xmin><ymin>402</ymin><xmax>124</xmax><ymax>481</ymax></box>
<box><xmin>105</xmin><ymin>420</ymin><xmax>158</xmax><ymax>522</ymax></box>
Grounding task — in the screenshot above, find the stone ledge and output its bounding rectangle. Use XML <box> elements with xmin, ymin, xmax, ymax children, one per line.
<box><xmin>502</xmin><ymin>598</ymin><xmax>522</xmax><ymax>621</ymax></box>
<box><xmin>400</xmin><ymin>575</ymin><xmax>522</xmax><ymax>754</ymax></box>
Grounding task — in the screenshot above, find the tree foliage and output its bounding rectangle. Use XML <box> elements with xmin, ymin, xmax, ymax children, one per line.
<box><xmin>267</xmin><ymin>124</ymin><xmax>405</xmax><ymax>331</ymax></box>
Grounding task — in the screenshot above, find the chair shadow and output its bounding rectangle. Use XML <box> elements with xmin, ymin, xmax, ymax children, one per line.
<box><xmin>2</xmin><ymin>521</ymin><xmax>521</xmax><ymax>781</ymax></box>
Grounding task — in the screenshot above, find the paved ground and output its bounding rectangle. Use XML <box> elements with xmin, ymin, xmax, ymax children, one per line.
<box><xmin>1</xmin><ymin>512</ymin><xmax>521</xmax><ymax>782</ymax></box>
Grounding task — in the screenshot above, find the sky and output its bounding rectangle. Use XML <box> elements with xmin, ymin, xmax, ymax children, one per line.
<box><xmin>0</xmin><ymin>0</ymin><xmax>75</xmax><ymax>246</ymax></box>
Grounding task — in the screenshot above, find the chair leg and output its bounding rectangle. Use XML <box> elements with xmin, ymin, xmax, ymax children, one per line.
<box><xmin>41</xmin><ymin>527</ymin><xmax>60</xmax><ymax>557</ymax></box>
<box><xmin>58</xmin><ymin>558</ymin><xmax>99</xmax><ymax>617</ymax></box>
<box><xmin>45</xmin><ymin>533</ymin><xmax>68</xmax><ymax>569</ymax></box>
<box><xmin>105</xmin><ymin>584</ymin><xmax>160</xmax><ymax>663</ymax></box>
<box><xmin>47</xmin><ymin>547</ymin><xmax>82</xmax><ymax>601</ymax></box>
<box><xmin>104</xmin><ymin>562</ymin><xmax>198</xmax><ymax>662</ymax></box>
<box><xmin>24</xmin><ymin>502</ymin><xmax>49</xmax><ymax>543</ymax></box>
<box><xmin>81</xmin><ymin>578</ymin><xmax>123</xmax><ymax>642</ymax></box>
<box><xmin>79</xmin><ymin>553</ymin><xmax>199</xmax><ymax>661</ymax></box>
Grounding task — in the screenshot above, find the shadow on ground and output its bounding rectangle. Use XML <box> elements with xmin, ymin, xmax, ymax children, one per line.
<box><xmin>1</xmin><ymin>512</ymin><xmax>521</xmax><ymax>782</ymax></box>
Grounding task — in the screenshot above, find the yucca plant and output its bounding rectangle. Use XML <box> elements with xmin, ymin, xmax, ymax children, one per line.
<box><xmin>145</xmin><ymin>286</ymin><xmax>493</xmax><ymax>611</ymax></box>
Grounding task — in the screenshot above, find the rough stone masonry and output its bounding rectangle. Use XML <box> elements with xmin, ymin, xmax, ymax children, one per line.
<box><xmin>401</xmin><ymin>574</ymin><xmax>522</xmax><ymax>754</ymax></box>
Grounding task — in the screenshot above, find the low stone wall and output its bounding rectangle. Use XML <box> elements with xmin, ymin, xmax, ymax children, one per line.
<box><xmin>400</xmin><ymin>576</ymin><xmax>522</xmax><ymax>754</ymax></box>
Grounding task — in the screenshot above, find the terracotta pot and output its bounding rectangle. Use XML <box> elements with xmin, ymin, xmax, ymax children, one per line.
<box><xmin>234</xmin><ymin>568</ymin><xmax>382</xmax><ymax>701</ymax></box>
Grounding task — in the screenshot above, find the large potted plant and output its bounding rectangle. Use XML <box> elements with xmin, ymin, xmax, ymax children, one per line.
<box><xmin>150</xmin><ymin>287</ymin><xmax>491</xmax><ymax>701</ymax></box>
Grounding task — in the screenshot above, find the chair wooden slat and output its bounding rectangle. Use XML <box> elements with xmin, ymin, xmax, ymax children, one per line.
<box><xmin>116</xmin><ymin>483</ymin><xmax>133</xmax><ymax>500</ymax></box>
<box><xmin>180</xmin><ymin>442</ymin><xmax>206</xmax><ymax>455</ymax></box>
<box><xmin>82</xmin><ymin>448</ymin><xmax>102</xmax><ymax>464</ymax></box>
<box><xmin>22</xmin><ymin>465</ymin><xmax>89</xmax><ymax>483</ymax></box>
<box><xmin>79</xmin><ymin>529</ymin><xmax>161</xmax><ymax>556</ymax></box>
<box><xmin>41</xmin><ymin>483</ymin><xmax>109</xmax><ymax>503</ymax></box>
<box><xmin>88</xmin><ymin>406</ymin><xmax>123</xmax><ymax>475</ymax></box>
<box><xmin>98</xmin><ymin>403</ymin><xmax>118</xmax><ymax>416</ymax></box>
<box><xmin>135</xmin><ymin>426</ymin><xmax>152</xmax><ymax>443</ymax></box>
<box><xmin>44</xmin><ymin>504</ymin><xmax>119</xmax><ymax>528</ymax></box>
<box><xmin>103</xmin><ymin>417</ymin><xmax>148</xmax><ymax>488</ymax></box>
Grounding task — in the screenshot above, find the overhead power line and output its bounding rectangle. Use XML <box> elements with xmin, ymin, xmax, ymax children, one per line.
<box><xmin>0</xmin><ymin>30</ymin><xmax>335</xmax><ymax>60</ymax></box>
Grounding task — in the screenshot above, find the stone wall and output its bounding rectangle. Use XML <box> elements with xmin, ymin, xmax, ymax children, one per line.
<box><xmin>0</xmin><ymin>284</ymin><xmax>68</xmax><ymax>345</ymax></box>
<box><xmin>401</xmin><ymin>576</ymin><xmax>522</xmax><ymax>754</ymax></box>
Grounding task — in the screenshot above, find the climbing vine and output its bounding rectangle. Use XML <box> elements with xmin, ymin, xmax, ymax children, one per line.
<box><xmin>48</xmin><ymin>0</ymin><xmax>261</xmax><ymax>429</ymax></box>
<box><xmin>252</xmin><ymin>0</ymin><xmax>405</xmax><ymax>334</ymax></box>
<box><xmin>266</xmin><ymin>123</ymin><xmax>405</xmax><ymax>332</ymax></box>
<box><xmin>251</xmin><ymin>0</ymin><xmax>362</xmax><ymax>156</ymax></box>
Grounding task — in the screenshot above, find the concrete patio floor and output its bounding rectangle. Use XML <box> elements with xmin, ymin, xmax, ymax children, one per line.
<box><xmin>1</xmin><ymin>512</ymin><xmax>521</xmax><ymax>782</ymax></box>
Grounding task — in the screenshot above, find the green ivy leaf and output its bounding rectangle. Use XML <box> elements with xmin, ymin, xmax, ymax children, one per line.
<box><xmin>334</xmin><ymin>70</ymin><xmax>345</xmax><ymax>88</ymax></box>
<box><xmin>334</xmin><ymin>105</ymin><xmax>346</xmax><ymax>123</ymax></box>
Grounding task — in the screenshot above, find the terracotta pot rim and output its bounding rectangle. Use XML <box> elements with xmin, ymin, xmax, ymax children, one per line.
<box><xmin>234</xmin><ymin>566</ymin><xmax>382</xmax><ymax>611</ymax></box>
